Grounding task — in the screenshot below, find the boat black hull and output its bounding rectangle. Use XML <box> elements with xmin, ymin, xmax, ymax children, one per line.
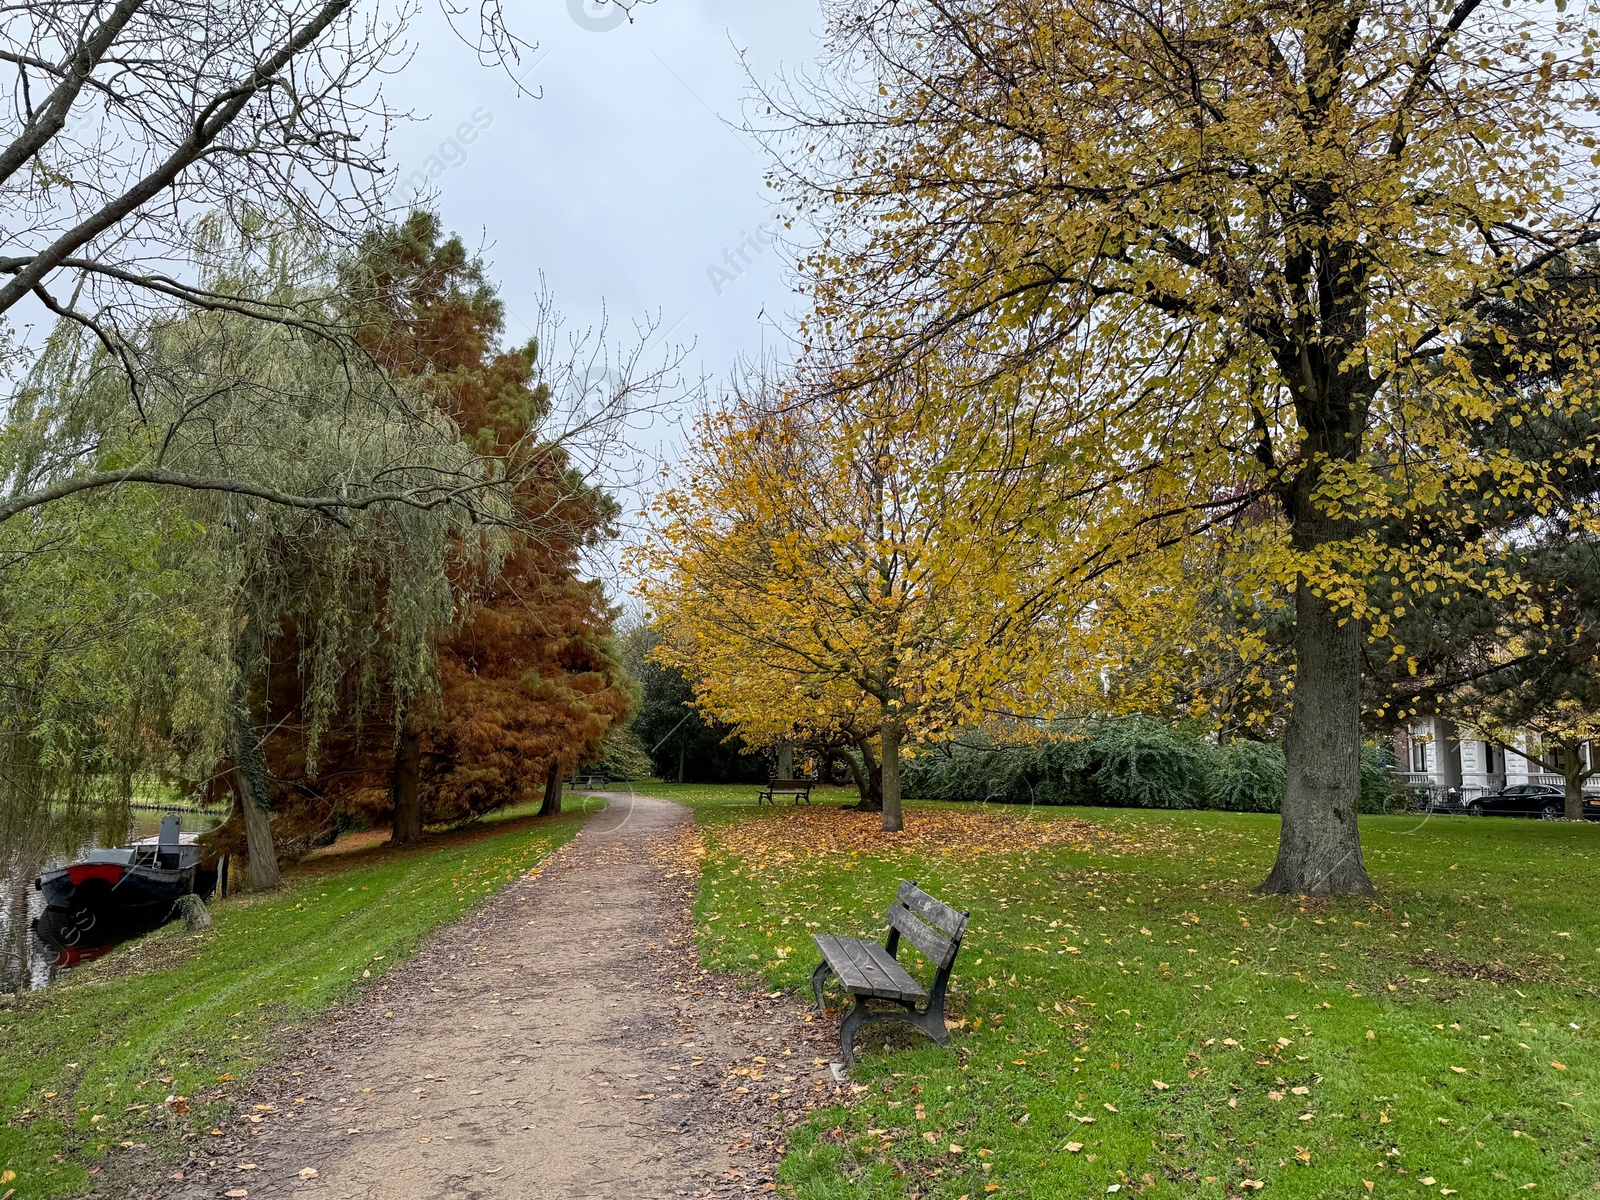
<box><xmin>36</xmin><ymin>862</ymin><xmax>210</xmax><ymax>915</ymax></box>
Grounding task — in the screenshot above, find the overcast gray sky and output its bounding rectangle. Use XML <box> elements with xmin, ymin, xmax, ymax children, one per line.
<box><xmin>387</xmin><ymin>2</ymin><xmax>824</xmax><ymax>442</ymax></box>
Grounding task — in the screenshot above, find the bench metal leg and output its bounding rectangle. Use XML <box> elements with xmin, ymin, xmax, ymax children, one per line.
<box><xmin>810</xmin><ymin>960</ymin><xmax>834</xmax><ymax>1010</ymax></box>
<box><xmin>839</xmin><ymin>994</ymin><xmax>870</xmax><ymax>1066</ymax></box>
<box><xmin>836</xmin><ymin>998</ymin><xmax>951</xmax><ymax>1067</ymax></box>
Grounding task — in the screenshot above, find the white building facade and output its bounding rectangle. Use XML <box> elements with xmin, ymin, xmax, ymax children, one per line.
<box><xmin>1395</xmin><ymin>716</ymin><xmax>1595</xmax><ymax>801</ymax></box>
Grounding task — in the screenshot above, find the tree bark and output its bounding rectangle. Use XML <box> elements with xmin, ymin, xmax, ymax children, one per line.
<box><xmin>233</xmin><ymin>711</ymin><xmax>282</xmax><ymax>891</ymax></box>
<box><xmin>880</xmin><ymin>718</ymin><xmax>904</xmax><ymax>833</ymax></box>
<box><xmin>844</xmin><ymin>733</ymin><xmax>883</xmax><ymax>811</ymax></box>
<box><xmin>540</xmin><ymin>763</ymin><xmax>564</xmax><ymax>817</ymax></box>
<box><xmin>1561</xmin><ymin>743</ymin><xmax>1587</xmax><ymax>820</ymax></box>
<box><xmin>777</xmin><ymin>742</ymin><xmax>794</xmax><ymax>778</ymax></box>
<box><xmin>228</xmin><ymin>612</ymin><xmax>281</xmax><ymax>891</ymax></box>
<box><xmin>1261</xmin><ymin>578</ymin><xmax>1373</xmax><ymax>895</ymax></box>
<box><xmin>390</xmin><ymin>719</ymin><xmax>423</xmax><ymax>844</ymax></box>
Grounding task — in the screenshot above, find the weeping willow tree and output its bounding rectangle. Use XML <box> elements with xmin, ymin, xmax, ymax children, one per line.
<box><xmin>1</xmin><ymin>227</ymin><xmax>514</xmax><ymax>888</ymax></box>
<box><xmin>0</xmin><ymin>484</ymin><xmax>227</xmax><ymax>859</ymax></box>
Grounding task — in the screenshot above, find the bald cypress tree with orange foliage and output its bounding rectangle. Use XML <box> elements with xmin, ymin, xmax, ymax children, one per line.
<box><xmin>257</xmin><ymin>213</ymin><xmax>631</xmax><ymax>847</ymax></box>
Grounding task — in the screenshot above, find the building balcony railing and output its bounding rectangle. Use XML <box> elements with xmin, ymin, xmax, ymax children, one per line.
<box><xmin>1399</xmin><ymin>774</ymin><xmax>1506</xmax><ymax>803</ymax></box>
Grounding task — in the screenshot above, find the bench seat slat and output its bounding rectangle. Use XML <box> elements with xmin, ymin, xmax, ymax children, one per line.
<box><xmin>814</xmin><ymin>934</ymin><xmax>925</xmax><ymax>1001</ymax></box>
<box><xmin>846</xmin><ymin>938</ymin><xmax>926</xmax><ymax>1001</ymax></box>
<box><xmin>813</xmin><ymin>935</ymin><xmax>874</xmax><ymax>992</ymax></box>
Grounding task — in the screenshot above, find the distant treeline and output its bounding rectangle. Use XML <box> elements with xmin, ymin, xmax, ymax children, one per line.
<box><xmin>901</xmin><ymin>720</ymin><xmax>1403</xmax><ymax>813</ymax></box>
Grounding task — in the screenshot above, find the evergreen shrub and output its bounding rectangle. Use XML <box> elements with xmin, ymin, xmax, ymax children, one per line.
<box><xmin>902</xmin><ymin>720</ymin><xmax>1404</xmax><ymax>813</ymax></box>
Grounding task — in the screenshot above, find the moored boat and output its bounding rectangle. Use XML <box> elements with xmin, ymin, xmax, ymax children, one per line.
<box><xmin>34</xmin><ymin>815</ymin><xmax>217</xmax><ymax>922</ymax></box>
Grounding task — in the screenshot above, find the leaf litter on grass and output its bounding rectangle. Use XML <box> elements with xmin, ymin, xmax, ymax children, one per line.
<box><xmin>712</xmin><ymin>805</ymin><xmax>1174</xmax><ymax>864</ymax></box>
<box><xmin>691</xmin><ymin>805</ymin><xmax>1598</xmax><ymax>1200</ymax></box>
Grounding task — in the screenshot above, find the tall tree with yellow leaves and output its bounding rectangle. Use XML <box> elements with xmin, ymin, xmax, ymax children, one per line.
<box><xmin>637</xmin><ymin>368</ymin><xmax>1064</xmax><ymax>832</ymax></box>
<box><xmin>771</xmin><ymin>0</ymin><xmax>1600</xmax><ymax>891</ymax></box>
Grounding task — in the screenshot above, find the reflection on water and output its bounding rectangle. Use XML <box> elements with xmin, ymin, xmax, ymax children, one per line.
<box><xmin>0</xmin><ymin>801</ymin><xmax>216</xmax><ymax>994</ymax></box>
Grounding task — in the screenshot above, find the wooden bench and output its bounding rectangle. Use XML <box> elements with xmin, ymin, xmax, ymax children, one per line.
<box><xmin>811</xmin><ymin>880</ymin><xmax>969</xmax><ymax>1066</ymax></box>
<box><xmin>757</xmin><ymin>777</ymin><xmax>814</xmax><ymax>805</ymax></box>
<box><xmin>567</xmin><ymin>773</ymin><xmax>608</xmax><ymax>790</ymax></box>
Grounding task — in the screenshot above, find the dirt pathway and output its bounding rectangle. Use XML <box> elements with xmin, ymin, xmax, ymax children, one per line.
<box><xmin>127</xmin><ymin>794</ymin><xmax>850</xmax><ymax>1200</ymax></box>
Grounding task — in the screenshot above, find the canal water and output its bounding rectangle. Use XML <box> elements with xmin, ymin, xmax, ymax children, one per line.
<box><xmin>0</xmin><ymin>805</ymin><xmax>217</xmax><ymax>994</ymax></box>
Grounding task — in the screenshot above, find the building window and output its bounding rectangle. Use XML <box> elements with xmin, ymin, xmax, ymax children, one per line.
<box><xmin>1411</xmin><ymin>738</ymin><xmax>1429</xmax><ymax>773</ymax></box>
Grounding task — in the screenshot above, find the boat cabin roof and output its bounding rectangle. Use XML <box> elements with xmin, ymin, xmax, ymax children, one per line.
<box><xmin>130</xmin><ymin>832</ymin><xmax>200</xmax><ymax>846</ymax></box>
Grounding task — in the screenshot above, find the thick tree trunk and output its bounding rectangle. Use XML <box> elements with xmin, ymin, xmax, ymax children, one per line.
<box><xmin>1562</xmin><ymin>749</ymin><xmax>1586</xmax><ymax>820</ymax></box>
<box><xmin>229</xmin><ymin>613</ymin><xmax>280</xmax><ymax>891</ymax></box>
<box><xmin>844</xmin><ymin>734</ymin><xmax>884</xmax><ymax>811</ymax></box>
<box><xmin>390</xmin><ymin>720</ymin><xmax>423</xmax><ymax>845</ymax></box>
<box><xmin>540</xmin><ymin>763</ymin><xmax>564</xmax><ymax>817</ymax></box>
<box><xmin>777</xmin><ymin>742</ymin><xmax>794</xmax><ymax>778</ymax></box>
<box><xmin>841</xmin><ymin>752</ymin><xmax>871</xmax><ymax>807</ymax></box>
<box><xmin>880</xmin><ymin>719</ymin><xmax>904</xmax><ymax>833</ymax></box>
<box><xmin>233</xmin><ymin>713</ymin><xmax>281</xmax><ymax>891</ymax></box>
<box><xmin>1261</xmin><ymin>579</ymin><xmax>1373</xmax><ymax>895</ymax></box>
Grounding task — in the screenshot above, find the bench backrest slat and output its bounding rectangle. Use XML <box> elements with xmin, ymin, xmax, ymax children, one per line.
<box><xmin>885</xmin><ymin>880</ymin><xmax>968</xmax><ymax>971</ymax></box>
<box><xmin>767</xmin><ymin>779</ymin><xmax>814</xmax><ymax>788</ymax></box>
<box><xmin>896</xmin><ymin>880</ymin><xmax>967</xmax><ymax>937</ymax></box>
<box><xmin>887</xmin><ymin>904</ymin><xmax>959</xmax><ymax>968</ymax></box>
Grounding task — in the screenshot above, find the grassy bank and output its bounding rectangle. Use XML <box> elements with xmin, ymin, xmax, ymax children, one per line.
<box><xmin>0</xmin><ymin>811</ymin><xmax>581</xmax><ymax>1200</ymax></box>
<box><xmin>683</xmin><ymin>795</ymin><xmax>1598</xmax><ymax>1199</ymax></box>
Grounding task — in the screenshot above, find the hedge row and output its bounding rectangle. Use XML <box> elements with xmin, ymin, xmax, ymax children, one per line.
<box><xmin>900</xmin><ymin>719</ymin><xmax>1402</xmax><ymax>813</ymax></box>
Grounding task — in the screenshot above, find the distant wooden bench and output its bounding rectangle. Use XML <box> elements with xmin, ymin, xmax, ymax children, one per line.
<box><xmin>757</xmin><ymin>777</ymin><xmax>814</xmax><ymax>805</ymax></box>
<box><xmin>567</xmin><ymin>773</ymin><xmax>608</xmax><ymax>789</ymax></box>
<box><xmin>811</xmin><ymin>880</ymin><xmax>970</xmax><ymax>1066</ymax></box>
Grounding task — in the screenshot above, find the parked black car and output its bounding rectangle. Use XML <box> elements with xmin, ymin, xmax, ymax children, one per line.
<box><xmin>1468</xmin><ymin>784</ymin><xmax>1600</xmax><ymax>820</ymax></box>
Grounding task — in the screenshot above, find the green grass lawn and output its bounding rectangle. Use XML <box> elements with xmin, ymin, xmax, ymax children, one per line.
<box><xmin>0</xmin><ymin>811</ymin><xmax>581</xmax><ymax>1200</ymax></box>
<box><xmin>682</xmin><ymin>795</ymin><xmax>1598</xmax><ymax>1199</ymax></box>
